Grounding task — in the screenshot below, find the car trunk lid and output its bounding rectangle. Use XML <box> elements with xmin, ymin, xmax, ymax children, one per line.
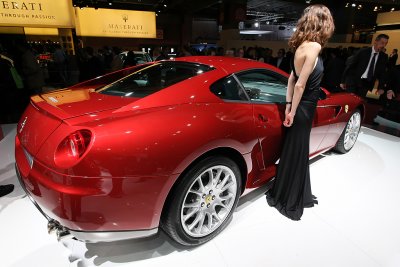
<box><xmin>17</xmin><ymin>89</ymin><xmax>135</xmax><ymax>155</ymax></box>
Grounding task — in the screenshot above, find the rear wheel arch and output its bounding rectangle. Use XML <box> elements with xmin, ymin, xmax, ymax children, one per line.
<box><xmin>160</xmin><ymin>147</ymin><xmax>248</xmax><ymax>221</ymax></box>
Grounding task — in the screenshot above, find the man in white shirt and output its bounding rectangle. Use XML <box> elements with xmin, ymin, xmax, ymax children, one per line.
<box><xmin>340</xmin><ymin>34</ymin><xmax>389</xmax><ymax>98</ymax></box>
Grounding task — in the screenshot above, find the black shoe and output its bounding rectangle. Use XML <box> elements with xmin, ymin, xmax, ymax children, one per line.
<box><xmin>0</xmin><ymin>184</ymin><xmax>14</xmax><ymax>197</ymax></box>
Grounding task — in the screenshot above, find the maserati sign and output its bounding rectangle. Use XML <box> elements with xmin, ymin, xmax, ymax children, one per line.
<box><xmin>74</xmin><ymin>7</ymin><xmax>156</xmax><ymax>38</ymax></box>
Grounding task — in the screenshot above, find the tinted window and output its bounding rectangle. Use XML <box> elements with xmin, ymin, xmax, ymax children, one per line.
<box><xmin>98</xmin><ymin>62</ymin><xmax>213</xmax><ymax>98</ymax></box>
<box><xmin>236</xmin><ymin>70</ymin><xmax>287</xmax><ymax>103</ymax></box>
<box><xmin>210</xmin><ymin>76</ymin><xmax>248</xmax><ymax>101</ymax></box>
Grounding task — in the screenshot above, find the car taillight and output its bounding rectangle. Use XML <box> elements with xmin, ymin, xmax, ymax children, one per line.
<box><xmin>54</xmin><ymin>130</ymin><xmax>92</xmax><ymax>168</ymax></box>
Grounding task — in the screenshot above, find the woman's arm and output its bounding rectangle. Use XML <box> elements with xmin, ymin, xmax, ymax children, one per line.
<box><xmin>286</xmin><ymin>71</ymin><xmax>295</xmax><ymax>103</ymax></box>
<box><xmin>285</xmin><ymin>71</ymin><xmax>295</xmax><ymax>113</ymax></box>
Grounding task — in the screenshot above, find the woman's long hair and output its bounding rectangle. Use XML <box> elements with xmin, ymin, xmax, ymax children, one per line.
<box><xmin>289</xmin><ymin>4</ymin><xmax>335</xmax><ymax>49</ymax></box>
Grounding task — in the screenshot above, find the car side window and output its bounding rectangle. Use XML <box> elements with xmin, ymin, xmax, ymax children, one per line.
<box><xmin>235</xmin><ymin>70</ymin><xmax>288</xmax><ymax>103</ymax></box>
<box><xmin>210</xmin><ymin>76</ymin><xmax>249</xmax><ymax>101</ymax></box>
<box><xmin>99</xmin><ymin>62</ymin><xmax>213</xmax><ymax>98</ymax></box>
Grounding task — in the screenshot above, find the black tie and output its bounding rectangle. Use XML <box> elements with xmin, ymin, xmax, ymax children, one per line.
<box><xmin>367</xmin><ymin>53</ymin><xmax>377</xmax><ymax>81</ymax></box>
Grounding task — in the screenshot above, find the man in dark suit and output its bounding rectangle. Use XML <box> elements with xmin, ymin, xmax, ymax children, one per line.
<box><xmin>273</xmin><ymin>48</ymin><xmax>291</xmax><ymax>74</ymax></box>
<box><xmin>388</xmin><ymin>49</ymin><xmax>398</xmax><ymax>68</ymax></box>
<box><xmin>340</xmin><ymin>34</ymin><xmax>389</xmax><ymax>98</ymax></box>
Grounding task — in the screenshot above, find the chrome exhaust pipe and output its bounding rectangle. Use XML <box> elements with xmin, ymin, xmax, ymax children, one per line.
<box><xmin>47</xmin><ymin>220</ymin><xmax>73</xmax><ymax>241</ymax></box>
<box><xmin>47</xmin><ymin>220</ymin><xmax>57</xmax><ymax>234</ymax></box>
<box><xmin>56</xmin><ymin>228</ymin><xmax>73</xmax><ymax>241</ymax></box>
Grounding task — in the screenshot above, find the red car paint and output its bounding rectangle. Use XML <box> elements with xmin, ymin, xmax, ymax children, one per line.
<box><xmin>15</xmin><ymin>57</ymin><xmax>364</xmax><ymax>235</ymax></box>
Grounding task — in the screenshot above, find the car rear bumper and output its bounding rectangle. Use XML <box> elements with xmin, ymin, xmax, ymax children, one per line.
<box><xmin>15</xmin><ymin>163</ymin><xmax>159</xmax><ymax>242</ymax></box>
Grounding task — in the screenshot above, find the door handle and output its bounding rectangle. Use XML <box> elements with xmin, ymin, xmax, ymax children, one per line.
<box><xmin>258</xmin><ymin>114</ymin><xmax>268</xmax><ymax>122</ymax></box>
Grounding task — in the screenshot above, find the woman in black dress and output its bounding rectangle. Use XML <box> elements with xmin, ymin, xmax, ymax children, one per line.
<box><xmin>266</xmin><ymin>5</ymin><xmax>335</xmax><ymax>220</ymax></box>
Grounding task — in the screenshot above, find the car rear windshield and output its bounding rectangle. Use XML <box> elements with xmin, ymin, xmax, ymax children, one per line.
<box><xmin>98</xmin><ymin>62</ymin><xmax>214</xmax><ymax>98</ymax></box>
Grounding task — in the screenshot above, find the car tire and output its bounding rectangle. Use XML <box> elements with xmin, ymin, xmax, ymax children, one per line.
<box><xmin>161</xmin><ymin>156</ymin><xmax>242</xmax><ymax>247</ymax></box>
<box><xmin>334</xmin><ymin>109</ymin><xmax>361</xmax><ymax>154</ymax></box>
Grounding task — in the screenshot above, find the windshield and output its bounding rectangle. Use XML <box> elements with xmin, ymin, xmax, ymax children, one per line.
<box><xmin>98</xmin><ymin>62</ymin><xmax>214</xmax><ymax>98</ymax></box>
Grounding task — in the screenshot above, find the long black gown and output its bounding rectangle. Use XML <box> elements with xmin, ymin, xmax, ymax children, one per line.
<box><xmin>265</xmin><ymin>56</ymin><xmax>323</xmax><ymax>221</ymax></box>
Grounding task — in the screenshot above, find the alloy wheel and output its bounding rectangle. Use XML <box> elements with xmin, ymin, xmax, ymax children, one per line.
<box><xmin>344</xmin><ymin>112</ymin><xmax>361</xmax><ymax>151</ymax></box>
<box><xmin>180</xmin><ymin>165</ymin><xmax>237</xmax><ymax>238</ymax></box>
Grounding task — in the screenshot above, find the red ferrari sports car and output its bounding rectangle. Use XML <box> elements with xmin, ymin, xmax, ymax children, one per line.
<box><xmin>15</xmin><ymin>56</ymin><xmax>363</xmax><ymax>246</ymax></box>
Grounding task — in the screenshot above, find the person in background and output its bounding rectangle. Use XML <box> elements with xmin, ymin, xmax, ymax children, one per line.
<box><xmin>273</xmin><ymin>48</ymin><xmax>291</xmax><ymax>73</ymax></box>
<box><xmin>110</xmin><ymin>47</ymin><xmax>123</xmax><ymax>72</ymax></box>
<box><xmin>340</xmin><ymin>34</ymin><xmax>389</xmax><ymax>98</ymax></box>
<box><xmin>246</xmin><ymin>47</ymin><xmax>257</xmax><ymax>60</ymax></box>
<box><xmin>155</xmin><ymin>47</ymin><xmax>168</xmax><ymax>61</ymax></box>
<box><xmin>66</xmin><ymin>53</ymin><xmax>79</xmax><ymax>86</ymax></box>
<box><xmin>216</xmin><ymin>47</ymin><xmax>224</xmax><ymax>56</ymax></box>
<box><xmin>178</xmin><ymin>45</ymin><xmax>192</xmax><ymax>57</ymax></box>
<box><xmin>123</xmin><ymin>51</ymin><xmax>137</xmax><ymax>68</ymax></box>
<box><xmin>387</xmin><ymin>64</ymin><xmax>400</xmax><ymax>100</ymax></box>
<box><xmin>321</xmin><ymin>48</ymin><xmax>345</xmax><ymax>92</ymax></box>
<box><xmin>16</xmin><ymin>42</ymin><xmax>44</xmax><ymax>95</ymax></box>
<box><xmin>86</xmin><ymin>47</ymin><xmax>104</xmax><ymax>79</ymax></box>
<box><xmin>53</xmin><ymin>44</ymin><xmax>67</xmax><ymax>86</ymax></box>
<box><xmin>0</xmin><ymin>44</ymin><xmax>19</xmax><ymax>123</ymax></box>
<box><xmin>388</xmin><ymin>48</ymin><xmax>398</xmax><ymax>68</ymax></box>
<box><xmin>207</xmin><ymin>47</ymin><xmax>217</xmax><ymax>56</ymax></box>
<box><xmin>237</xmin><ymin>48</ymin><xmax>245</xmax><ymax>58</ymax></box>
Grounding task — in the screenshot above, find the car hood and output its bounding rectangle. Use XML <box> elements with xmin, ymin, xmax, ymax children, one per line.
<box><xmin>34</xmin><ymin>88</ymin><xmax>136</xmax><ymax>119</ymax></box>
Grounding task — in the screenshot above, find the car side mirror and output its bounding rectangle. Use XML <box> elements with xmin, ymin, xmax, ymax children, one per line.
<box><xmin>319</xmin><ymin>88</ymin><xmax>327</xmax><ymax>100</ymax></box>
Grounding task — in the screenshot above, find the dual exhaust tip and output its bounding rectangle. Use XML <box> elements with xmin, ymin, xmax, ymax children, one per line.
<box><xmin>47</xmin><ymin>220</ymin><xmax>73</xmax><ymax>241</ymax></box>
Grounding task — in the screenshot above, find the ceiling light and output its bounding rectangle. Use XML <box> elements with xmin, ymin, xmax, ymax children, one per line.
<box><xmin>345</xmin><ymin>3</ymin><xmax>349</xmax><ymax>7</ymax></box>
<box><xmin>240</xmin><ymin>30</ymin><xmax>272</xmax><ymax>35</ymax></box>
<box><xmin>391</xmin><ymin>7</ymin><xmax>395</xmax><ymax>12</ymax></box>
<box><xmin>254</xmin><ymin>22</ymin><xmax>259</xmax><ymax>27</ymax></box>
<box><xmin>351</xmin><ymin>3</ymin><xmax>356</xmax><ymax>7</ymax></box>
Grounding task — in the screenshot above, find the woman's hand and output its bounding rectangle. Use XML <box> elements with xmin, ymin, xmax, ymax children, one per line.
<box><xmin>283</xmin><ymin>111</ymin><xmax>295</xmax><ymax>127</ymax></box>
